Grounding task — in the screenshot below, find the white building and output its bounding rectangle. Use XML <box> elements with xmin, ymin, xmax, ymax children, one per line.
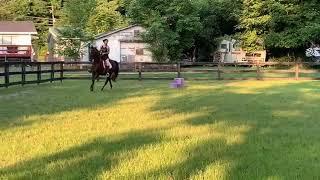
<box><xmin>215</xmin><ymin>39</ymin><xmax>266</xmax><ymax>63</ymax></box>
<box><xmin>0</xmin><ymin>21</ymin><xmax>37</xmax><ymax>60</ymax></box>
<box><xmin>85</xmin><ymin>25</ymin><xmax>152</xmax><ymax>63</ymax></box>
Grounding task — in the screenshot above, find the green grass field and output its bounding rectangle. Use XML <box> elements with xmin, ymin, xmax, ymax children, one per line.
<box><xmin>1</xmin><ymin>80</ymin><xmax>320</xmax><ymax>179</ymax></box>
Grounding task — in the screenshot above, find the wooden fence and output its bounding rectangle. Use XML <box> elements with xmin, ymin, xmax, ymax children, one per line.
<box><xmin>1</xmin><ymin>61</ymin><xmax>320</xmax><ymax>88</ymax></box>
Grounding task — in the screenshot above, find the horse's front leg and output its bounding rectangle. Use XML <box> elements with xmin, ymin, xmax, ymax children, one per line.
<box><xmin>101</xmin><ymin>75</ymin><xmax>109</xmax><ymax>91</ymax></box>
<box><xmin>90</xmin><ymin>73</ymin><xmax>98</xmax><ymax>92</ymax></box>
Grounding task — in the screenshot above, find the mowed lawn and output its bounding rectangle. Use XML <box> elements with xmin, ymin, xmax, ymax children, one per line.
<box><xmin>1</xmin><ymin>80</ymin><xmax>320</xmax><ymax>179</ymax></box>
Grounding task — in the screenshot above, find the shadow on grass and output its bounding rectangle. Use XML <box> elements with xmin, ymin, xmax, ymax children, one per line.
<box><xmin>0</xmin><ymin>130</ymin><xmax>162</xmax><ymax>179</ymax></box>
<box><xmin>0</xmin><ymin>80</ymin><xmax>157</xmax><ymax>131</ymax></box>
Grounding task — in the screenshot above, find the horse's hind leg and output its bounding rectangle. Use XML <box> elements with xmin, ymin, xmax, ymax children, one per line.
<box><xmin>109</xmin><ymin>77</ymin><xmax>113</xmax><ymax>89</ymax></box>
<box><xmin>90</xmin><ymin>78</ymin><xmax>95</xmax><ymax>92</ymax></box>
<box><xmin>101</xmin><ymin>77</ymin><xmax>109</xmax><ymax>91</ymax></box>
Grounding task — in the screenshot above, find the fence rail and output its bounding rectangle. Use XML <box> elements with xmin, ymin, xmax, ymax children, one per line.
<box><xmin>1</xmin><ymin>61</ymin><xmax>320</xmax><ymax>88</ymax></box>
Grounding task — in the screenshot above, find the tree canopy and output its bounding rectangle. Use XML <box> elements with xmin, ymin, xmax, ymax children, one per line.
<box><xmin>1</xmin><ymin>0</ymin><xmax>320</xmax><ymax>60</ymax></box>
<box><xmin>127</xmin><ymin>0</ymin><xmax>239</xmax><ymax>61</ymax></box>
<box><xmin>239</xmin><ymin>0</ymin><xmax>320</xmax><ymax>57</ymax></box>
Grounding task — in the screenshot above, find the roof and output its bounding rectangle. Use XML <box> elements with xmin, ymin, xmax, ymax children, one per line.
<box><xmin>0</xmin><ymin>21</ymin><xmax>37</xmax><ymax>35</ymax></box>
<box><xmin>95</xmin><ymin>25</ymin><xmax>141</xmax><ymax>40</ymax></box>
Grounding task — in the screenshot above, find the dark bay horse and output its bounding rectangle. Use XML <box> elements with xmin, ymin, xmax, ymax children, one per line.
<box><xmin>89</xmin><ymin>46</ymin><xmax>119</xmax><ymax>91</ymax></box>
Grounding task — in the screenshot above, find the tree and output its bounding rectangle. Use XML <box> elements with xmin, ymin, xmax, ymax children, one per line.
<box><xmin>57</xmin><ymin>0</ymin><xmax>129</xmax><ymax>59</ymax></box>
<box><xmin>266</xmin><ymin>1</ymin><xmax>320</xmax><ymax>57</ymax></box>
<box><xmin>128</xmin><ymin>0</ymin><xmax>202</xmax><ymax>62</ymax></box>
<box><xmin>128</xmin><ymin>0</ymin><xmax>240</xmax><ymax>62</ymax></box>
<box><xmin>59</xmin><ymin>0</ymin><xmax>96</xmax><ymax>29</ymax></box>
<box><xmin>86</xmin><ymin>0</ymin><xmax>128</xmax><ymax>35</ymax></box>
<box><xmin>238</xmin><ymin>0</ymin><xmax>271</xmax><ymax>52</ymax></box>
<box><xmin>54</xmin><ymin>27</ymin><xmax>93</xmax><ymax>60</ymax></box>
<box><xmin>239</xmin><ymin>0</ymin><xmax>320</xmax><ymax>59</ymax></box>
<box><xmin>193</xmin><ymin>0</ymin><xmax>240</xmax><ymax>61</ymax></box>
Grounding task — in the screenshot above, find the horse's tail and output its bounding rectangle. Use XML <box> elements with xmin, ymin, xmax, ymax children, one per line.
<box><xmin>111</xmin><ymin>61</ymin><xmax>119</xmax><ymax>82</ymax></box>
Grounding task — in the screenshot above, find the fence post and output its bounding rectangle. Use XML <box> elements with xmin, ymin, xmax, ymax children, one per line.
<box><xmin>4</xmin><ymin>62</ymin><xmax>9</xmax><ymax>88</ymax></box>
<box><xmin>21</xmin><ymin>61</ymin><xmax>26</xmax><ymax>86</ymax></box>
<box><xmin>138</xmin><ymin>62</ymin><xmax>142</xmax><ymax>81</ymax></box>
<box><xmin>295</xmin><ymin>61</ymin><xmax>299</xmax><ymax>80</ymax></box>
<box><xmin>50</xmin><ymin>63</ymin><xmax>54</xmax><ymax>83</ymax></box>
<box><xmin>37</xmin><ymin>62</ymin><xmax>41</xmax><ymax>84</ymax></box>
<box><xmin>60</xmin><ymin>62</ymin><xmax>64</xmax><ymax>82</ymax></box>
<box><xmin>177</xmin><ymin>62</ymin><xmax>181</xmax><ymax>78</ymax></box>
<box><xmin>256</xmin><ymin>60</ymin><xmax>261</xmax><ymax>80</ymax></box>
<box><xmin>217</xmin><ymin>61</ymin><xmax>222</xmax><ymax>80</ymax></box>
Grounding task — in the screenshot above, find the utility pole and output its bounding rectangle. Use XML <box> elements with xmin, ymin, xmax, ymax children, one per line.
<box><xmin>49</xmin><ymin>2</ymin><xmax>56</xmax><ymax>26</ymax></box>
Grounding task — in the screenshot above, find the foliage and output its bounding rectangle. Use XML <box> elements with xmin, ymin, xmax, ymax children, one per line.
<box><xmin>238</xmin><ymin>0</ymin><xmax>271</xmax><ymax>51</ymax></box>
<box><xmin>54</xmin><ymin>27</ymin><xmax>93</xmax><ymax>60</ymax></box>
<box><xmin>56</xmin><ymin>0</ymin><xmax>128</xmax><ymax>59</ymax></box>
<box><xmin>2</xmin><ymin>0</ymin><xmax>320</xmax><ymax>60</ymax></box>
<box><xmin>239</xmin><ymin>0</ymin><xmax>320</xmax><ymax>57</ymax></box>
<box><xmin>0</xmin><ymin>0</ymin><xmax>128</xmax><ymax>59</ymax></box>
<box><xmin>128</xmin><ymin>0</ymin><xmax>239</xmax><ymax>62</ymax></box>
<box><xmin>193</xmin><ymin>0</ymin><xmax>240</xmax><ymax>61</ymax></box>
<box><xmin>86</xmin><ymin>0</ymin><xmax>128</xmax><ymax>35</ymax></box>
<box><xmin>128</xmin><ymin>0</ymin><xmax>202</xmax><ymax>61</ymax></box>
<box><xmin>58</xmin><ymin>0</ymin><xmax>96</xmax><ymax>29</ymax></box>
<box><xmin>266</xmin><ymin>1</ymin><xmax>320</xmax><ymax>54</ymax></box>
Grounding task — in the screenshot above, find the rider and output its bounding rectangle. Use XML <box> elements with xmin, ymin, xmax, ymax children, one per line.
<box><xmin>100</xmin><ymin>39</ymin><xmax>112</xmax><ymax>70</ymax></box>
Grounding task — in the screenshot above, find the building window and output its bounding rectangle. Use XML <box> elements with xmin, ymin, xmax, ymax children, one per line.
<box><xmin>134</xmin><ymin>30</ymin><xmax>141</xmax><ymax>37</ymax></box>
<box><xmin>220</xmin><ymin>44</ymin><xmax>227</xmax><ymax>49</ymax></box>
<box><xmin>121</xmin><ymin>55</ymin><xmax>128</xmax><ymax>63</ymax></box>
<box><xmin>120</xmin><ymin>32</ymin><xmax>132</xmax><ymax>38</ymax></box>
<box><xmin>136</xmin><ymin>48</ymin><xmax>144</xmax><ymax>55</ymax></box>
<box><xmin>1</xmin><ymin>36</ymin><xmax>12</xmax><ymax>45</ymax></box>
<box><xmin>254</xmin><ymin>53</ymin><xmax>262</xmax><ymax>57</ymax></box>
<box><xmin>129</xmin><ymin>48</ymin><xmax>135</xmax><ymax>52</ymax></box>
<box><xmin>128</xmin><ymin>55</ymin><xmax>135</xmax><ymax>62</ymax></box>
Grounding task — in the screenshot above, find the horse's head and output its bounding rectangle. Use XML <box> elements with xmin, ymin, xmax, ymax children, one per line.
<box><xmin>89</xmin><ymin>46</ymin><xmax>100</xmax><ymax>63</ymax></box>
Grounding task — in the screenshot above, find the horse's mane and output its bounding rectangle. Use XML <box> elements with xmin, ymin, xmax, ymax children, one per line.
<box><xmin>89</xmin><ymin>46</ymin><xmax>100</xmax><ymax>62</ymax></box>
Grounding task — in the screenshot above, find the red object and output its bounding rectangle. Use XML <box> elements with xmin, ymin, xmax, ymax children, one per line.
<box><xmin>0</xmin><ymin>45</ymin><xmax>32</xmax><ymax>58</ymax></box>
